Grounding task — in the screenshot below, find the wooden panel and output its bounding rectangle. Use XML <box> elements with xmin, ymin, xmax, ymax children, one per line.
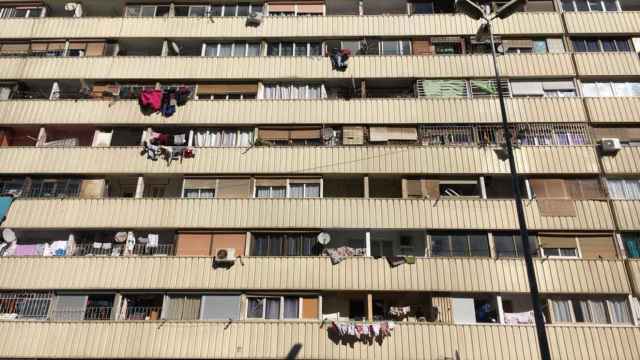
<box><xmin>176</xmin><ymin>233</ymin><xmax>212</xmax><ymax>256</ymax></box>
<box><xmin>215</xmin><ymin>178</ymin><xmax>252</xmax><ymax>198</ymax></box>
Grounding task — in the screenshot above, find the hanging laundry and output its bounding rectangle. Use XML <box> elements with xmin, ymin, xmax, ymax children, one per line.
<box><xmin>322</xmin><ymin>246</ymin><xmax>366</xmax><ymax>265</ymax></box>
<box><xmin>138</xmin><ymin>89</ymin><xmax>163</xmax><ymax>115</ymax></box>
<box><xmin>330</xmin><ymin>48</ymin><xmax>351</xmax><ymax>72</ymax></box>
<box><xmin>389</xmin><ymin>306</ymin><xmax>411</xmax><ymax>318</ymax></box>
<box><xmin>175</xmin><ymin>86</ymin><xmax>192</xmax><ymax>106</ymax></box>
<box><xmin>160</xmin><ymin>88</ymin><xmax>177</xmax><ymax>118</ymax></box>
<box><xmin>329</xmin><ymin>320</ymin><xmax>395</xmax><ymax>343</ymax></box>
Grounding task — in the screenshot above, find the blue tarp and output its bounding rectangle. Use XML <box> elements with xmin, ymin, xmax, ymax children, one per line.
<box><xmin>0</xmin><ymin>196</ymin><xmax>13</xmax><ymax>224</ymax></box>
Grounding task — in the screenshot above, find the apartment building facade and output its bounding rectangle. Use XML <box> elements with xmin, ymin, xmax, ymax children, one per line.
<box><xmin>0</xmin><ymin>0</ymin><xmax>640</xmax><ymax>358</ymax></box>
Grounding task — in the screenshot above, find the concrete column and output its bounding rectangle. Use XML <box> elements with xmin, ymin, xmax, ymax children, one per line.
<box><xmin>496</xmin><ymin>295</ymin><xmax>505</xmax><ymax>324</ymax></box>
<box><xmin>363</xmin><ymin>176</ymin><xmax>370</xmax><ymax>198</ymax></box>
<box><xmin>135</xmin><ymin>176</ymin><xmax>145</xmax><ymax>199</ymax></box>
<box><xmin>365</xmin><ymin>231</ymin><xmax>371</xmax><ymax>256</ymax></box>
<box><xmin>479</xmin><ymin>176</ymin><xmax>487</xmax><ymax>199</ymax></box>
<box><xmin>367</xmin><ymin>293</ymin><xmax>373</xmax><ymax>321</ymax></box>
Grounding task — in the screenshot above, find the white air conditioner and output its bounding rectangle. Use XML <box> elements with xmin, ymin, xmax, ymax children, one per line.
<box><xmin>246</xmin><ymin>11</ymin><xmax>263</xmax><ymax>26</ymax></box>
<box><xmin>601</xmin><ymin>138</ymin><xmax>622</xmax><ymax>154</ymax></box>
<box><xmin>215</xmin><ymin>248</ymin><xmax>236</xmax><ymax>263</ymax></box>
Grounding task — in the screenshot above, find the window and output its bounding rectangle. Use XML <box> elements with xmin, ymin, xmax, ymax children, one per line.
<box><xmin>262</xmin><ymin>84</ymin><xmax>325</xmax><ymax>100</ymax></box>
<box><xmin>607</xmin><ymin>179</ymin><xmax>640</xmax><ymax>199</ymax></box>
<box><xmin>266</xmin><ymin>42</ymin><xmax>322</xmax><ymax>57</ymax></box>
<box><xmin>572</xmin><ymin>38</ymin><xmax>632</xmax><ymax>52</ymax></box>
<box><xmin>494</xmin><ymin>234</ymin><xmax>538</xmax><ymax>257</ymax></box>
<box><xmin>288</xmin><ymin>182</ymin><xmax>321</xmax><ymax>198</ymax></box>
<box><xmin>561</xmin><ymin>0</ymin><xmax>619</xmax><ymax>11</ymax></box>
<box><xmin>412</xmin><ymin>1</ymin><xmax>434</xmax><ymax>13</ymax></box>
<box><xmin>622</xmin><ymin>233</ymin><xmax>640</xmax><ymax>258</ymax></box>
<box><xmin>268</xmin><ymin>3</ymin><xmax>321</xmax><ymax>16</ymax></box>
<box><xmin>0</xmin><ymin>6</ymin><xmax>44</xmax><ymax>18</ymax></box>
<box><xmin>247</xmin><ymin>296</ymin><xmax>305</xmax><ymax>320</ymax></box>
<box><xmin>542</xmin><ymin>247</ymin><xmax>578</xmax><ymax>257</ymax></box>
<box><xmin>0</xmin><ymin>292</ymin><xmax>53</xmax><ymax>320</ymax></box>
<box><xmin>609</xmin><ymin>298</ymin><xmax>632</xmax><ymax>323</ymax></box>
<box><xmin>439</xmin><ymin>180</ymin><xmax>480</xmax><ymax>197</ymax></box>
<box><xmin>0</xmin><ymin>178</ymin><xmax>24</xmax><ymax>195</ymax></box>
<box><xmin>204</xmin><ymin>42</ymin><xmax>262</xmax><ymax>57</ymax></box>
<box><xmin>550</xmin><ymin>299</ymin><xmax>573</xmax><ymax>322</ymax></box>
<box><xmin>27</xmin><ymin>179</ymin><xmax>81</xmax><ymax>198</ymax></box>
<box><xmin>379</xmin><ymin>40</ymin><xmax>412</xmax><ymax>55</ymax></box>
<box><xmin>430</xmin><ymin>233</ymin><xmax>490</xmax><ymax>257</ymax></box>
<box><xmin>183</xmin><ymin>188</ymin><xmax>215</xmax><ymax>198</ymax></box>
<box><xmin>550</xmin><ymin>297</ymin><xmax>631</xmax><ymax>324</ymax></box>
<box><xmin>255</xmin><ymin>185</ymin><xmax>286</xmax><ymax>198</ymax></box>
<box><xmin>192</xmin><ymin>128</ymin><xmax>253</xmax><ymax>147</ymax></box>
<box><xmin>124</xmin><ymin>5</ymin><xmax>170</xmax><ymax>17</ymax></box>
<box><xmin>250</xmin><ymin>233</ymin><xmax>320</xmax><ymax>256</ymax></box>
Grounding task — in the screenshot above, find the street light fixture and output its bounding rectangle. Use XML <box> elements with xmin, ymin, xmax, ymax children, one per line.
<box><xmin>454</xmin><ymin>1</ymin><xmax>552</xmax><ymax>360</ymax></box>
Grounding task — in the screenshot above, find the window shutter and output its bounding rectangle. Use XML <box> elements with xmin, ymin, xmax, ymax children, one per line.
<box><xmin>387</xmin><ymin>127</ymin><xmax>418</xmax><ymax>141</ymax></box>
<box><xmin>79</xmin><ymin>179</ymin><xmax>105</xmax><ymax>199</ymax></box>
<box><xmin>424</xmin><ymin>180</ymin><xmax>440</xmax><ymax>198</ymax></box>
<box><xmin>539</xmin><ymin>234</ymin><xmax>577</xmax><ymax>248</ymax></box>
<box><xmin>405</xmin><ymin>179</ymin><xmax>424</xmax><ymax>198</ymax></box>
<box><xmin>592</xmin><ymin>127</ymin><xmax>640</xmax><ymax>141</ymax></box>
<box><xmin>503</xmin><ymin>39</ymin><xmax>534</xmax><ymax>49</ymax></box>
<box><xmin>197</xmin><ymin>84</ymin><xmax>258</xmax><ymax>95</ymax></box>
<box><xmin>0</xmin><ymin>43</ymin><xmax>29</xmax><ymax>54</ymax></box>
<box><xmin>268</xmin><ymin>3</ymin><xmax>295</xmax><ymax>12</ymax></box>
<box><xmin>290</xmin><ymin>128</ymin><xmax>321</xmax><ymax>140</ymax></box>
<box><xmin>342</xmin><ymin>126</ymin><xmax>364</xmax><ymax>145</ymax></box>
<box><xmin>216</xmin><ymin>178</ymin><xmax>252</xmax><ymax>198</ymax></box>
<box><xmin>183</xmin><ymin>178</ymin><xmax>217</xmax><ymax>190</ymax></box>
<box><xmin>546</xmin><ymin>38</ymin><xmax>565</xmax><ymax>53</ymax></box>
<box><xmin>511</xmin><ymin>81</ymin><xmax>544</xmax><ymax>96</ymax></box>
<box><xmin>255</xmin><ymin>178</ymin><xmax>287</xmax><ymax>187</ymax></box>
<box><xmin>211</xmin><ymin>233</ymin><xmax>246</xmax><ymax>257</ymax></box>
<box><xmin>301</xmin><ymin>297</ymin><xmax>319</xmax><ymax>319</ymax></box>
<box><xmin>258</xmin><ymin>128</ymin><xmax>290</xmax><ymax>141</ymax></box>
<box><xmin>297</xmin><ymin>3</ymin><xmax>323</xmax><ymax>13</ymax></box>
<box><xmin>85</xmin><ymin>42</ymin><xmax>106</xmax><ymax>56</ymax></box>
<box><xmin>200</xmin><ymin>295</ymin><xmax>241</xmax><ymax>320</ymax></box>
<box><xmin>412</xmin><ymin>39</ymin><xmax>432</xmax><ymax>55</ymax></box>
<box><xmin>526</xmin><ymin>0</ymin><xmax>555</xmax><ymax>11</ymax></box>
<box><xmin>369</xmin><ymin>127</ymin><xmax>389</xmax><ymax>142</ymax></box>
<box><xmin>176</xmin><ymin>233</ymin><xmax>213</xmax><ymax>256</ymax></box>
<box><xmin>542</xmin><ymin>80</ymin><xmax>575</xmax><ymax>91</ymax></box>
<box><xmin>579</xmin><ymin>235</ymin><xmax>617</xmax><ymax>259</ymax></box>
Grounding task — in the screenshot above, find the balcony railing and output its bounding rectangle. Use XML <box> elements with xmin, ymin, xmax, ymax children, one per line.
<box><xmin>0</xmin><ymin>321</ymin><xmax>636</xmax><ymax>359</ymax></box>
<box><xmin>75</xmin><ymin>243</ymin><xmax>175</xmax><ymax>256</ymax></box>
<box><xmin>0</xmin><ymin>257</ymin><xmax>628</xmax><ymax>294</ymax></box>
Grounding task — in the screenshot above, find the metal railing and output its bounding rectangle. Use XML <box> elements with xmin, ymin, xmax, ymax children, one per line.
<box><xmin>124</xmin><ymin>306</ymin><xmax>162</xmax><ymax>320</ymax></box>
<box><xmin>0</xmin><ymin>292</ymin><xmax>53</xmax><ymax>320</ymax></box>
<box><xmin>75</xmin><ymin>243</ymin><xmax>175</xmax><ymax>256</ymax></box>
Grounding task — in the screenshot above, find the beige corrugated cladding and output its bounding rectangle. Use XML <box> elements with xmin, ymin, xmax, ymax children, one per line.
<box><xmin>1</xmin><ymin>321</ymin><xmax>639</xmax><ymax>359</ymax></box>
<box><xmin>2</xmin><ymin>198</ymin><xmax>613</xmax><ymax>230</ymax></box>
<box><xmin>0</xmin><ymin>146</ymin><xmax>600</xmax><ymax>175</ymax></box>
<box><xmin>0</xmin><ymin>257</ymin><xmax>629</xmax><ymax>294</ymax></box>
<box><xmin>0</xmin><ymin>54</ymin><xmax>575</xmax><ymax>80</ymax></box>
<box><xmin>612</xmin><ymin>200</ymin><xmax>640</xmax><ymax>231</ymax></box>
<box><xmin>585</xmin><ymin>97</ymin><xmax>640</xmax><ymax>123</ymax></box>
<box><xmin>626</xmin><ymin>260</ymin><xmax>640</xmax><ymax>295</ymax></box>
<box><xmin>0</xmin><ymin>13</ymin><xmax>563</xmax><ymax>39</ymax></box>
<box><xmin>0</xmin><ymin>97</ymin><xmax>588</xmax><ymax>126</ymax></box>
<box><xmin>564</xmin><ymin>12</ymin><xmax>640</xmax><ymax>34</ymax></box>
<box><xmin>601</xmin><ymin>148</ymin><xmax>640</xmax><ymax>174</ymax></box>
<box><xmin>574</xmin><ymin>52</ymin><xmax>640</xmax><ymax>77</ymax></box>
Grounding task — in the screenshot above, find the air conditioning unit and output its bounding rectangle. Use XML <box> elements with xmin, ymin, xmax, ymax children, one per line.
<box><xmin>601</xmin><ymin>138</ymin><xmax>622</xmax><ymax>154</ymax></box>
<box><xmin>246</xmin><ymin>11</ymin><xmax>263</xmax><ymax>26</ymax></box>
<box><xmin>215</xmin><ymin>248</ymin><xmax>236</xmax><ymax>263</ymax></box>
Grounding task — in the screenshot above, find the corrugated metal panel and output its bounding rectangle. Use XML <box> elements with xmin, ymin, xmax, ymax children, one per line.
<box><xmin>626</xmin><ymin>260</ymin><xmax>640</xmax><ymax>295</ymax></box>
<box><xmin>0</xmin><ymin>321</ymin><xmax>638</xmax><ymax>359</ymax></box>
<box><xmin>1</xmin><ymin>198</ymin><xmax>614</xmax><ymax>231</ymax></box>
<box><xmin>0</xmin><ymin>146</ymin><xmax>600</xmax><ymax>175</ymax></box>
<box><xmin>0</xmin><ymin>54</ymin><xmax>575</xmax><ymax>80</ymax></box>
<box><xmin>0</xmin><ymin>97</ymin><xmax>588</xmax><ymax>126</ymax></box>
<box><xmin>574</xmin><ymin>52</ymin><xmax>640</xmax><ymax>77</ymax></box>
<box><xmin>612</xmin><ymin>200</ymin><xmax>640</xmax><ymax>231</ymax></box>
<box><xmin>601</xmin><ymin>148</ymin><xmax>640</xmax><ymax>174</ymax></box>
<box><xmin>0</xmin><ymin>13</ymin><xmax>563</xmax><ymax>40</ymax></box>
<box><xmin>585</xmin><ymin>97</ymin><xmax>640</xmax><ymax>124</ymax></box>
<box><xmin>564</xmin><ymin>12</ymin><xmax>640</xmax><ymax>35</ymax></box>
<box><xmin>0</xmin><ymin>257</ymin><xmax>628</xmax><ymax>294</ymax></box>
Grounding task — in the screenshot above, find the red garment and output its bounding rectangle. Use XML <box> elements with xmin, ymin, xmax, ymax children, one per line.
<box><xmin>139</xmin><ymin>89</ymin><xmax>163</xmax><ymax>112</ymax></box>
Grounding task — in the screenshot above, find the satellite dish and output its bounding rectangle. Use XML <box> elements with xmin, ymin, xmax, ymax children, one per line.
<box><xmin>64</xmin><ymin>3</ymin><xmax>83</xmax><ymax>17</ymax></box>
<box><xmin>2</xmin><ymin>229</ymin><xmax>16</xmax><ymax>243</ymax></box>
<box><xmin>317</xmin><ymin>232</ymin><xmax>331</xmax><ymax>245</ymax></box>
<box><xmin>497</xmin><ymin>44</ymin><xmax>506</xmax><ymax>54</ymax></box>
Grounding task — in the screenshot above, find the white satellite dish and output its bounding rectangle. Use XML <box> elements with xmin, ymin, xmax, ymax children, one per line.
<box><xmin>64</xmin><ymin>3</ymin><xmax>83</xmax><ymax>17</ymax></box>
<box><xmin>2</xmin><ymin>228</ymin><xmax>16</xmax><ymax>243</ymax></box>
<box><xmin>317</xmin><ymin>232</ymin><xmax>331</xmax><ymax>245</ymax></box>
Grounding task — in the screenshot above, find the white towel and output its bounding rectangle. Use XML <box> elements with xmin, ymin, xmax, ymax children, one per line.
<box><xmin>147</xmin><ymin>234</ymin><xmax>159</xmax><ymax>248</ymax></box>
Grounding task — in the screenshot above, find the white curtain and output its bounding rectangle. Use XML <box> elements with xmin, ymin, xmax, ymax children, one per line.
<box><xmin>271</xmin><ymin>187</ymin><xmax>286</xmax><ymax>198</ymax></box>
<box><xmin>256</xmin><ymin>187</ymin><xmax>270</xmax><ymax>198</ymax></box>
<box><xmin>283</xmin><ymin>297</ymin><xmax>299</xmax><ymax>319</ymax></box>
<box><xmin>609</xmin><ymin>299</ymin><xmax>632</xmax><ymax>324</ymax></box>
<box><xmin>305</xmin><ymin>184</ymin><xmax>320</xmax><ymax>198</ymax></box>
<box><xmin>288</xmin><ymin>184</ymin><xmax>304</xmax><ymax>198</ymax></box>
<box><xmin>589</xmin><ymin>300</ymin><xmax>608</xmax><ymax>323</ymax></box>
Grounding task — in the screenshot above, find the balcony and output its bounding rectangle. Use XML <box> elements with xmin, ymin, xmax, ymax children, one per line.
<box><xmin>585</xmin><ymin>97</ymin><xmax>640</xmax><ymax>124</ymax></box>
<box><xmin>0</xmin><ymin>54</ymin><xmax>575</xmax><ymax>81</ymax></box>
<box><xmin>612</xmin><ymin>200</ymin><xmax>640</xmax><ymax>231</ymax></box>
<box><xmin>0</xmin><ymin>97</ymin><xmax>589</xmax><ymax>126</ymax></box>
<box><xmin>574</xmin><ymin>52</ymin><xmax>640</xmax><ymax>77</ymax></box>
<box><xmin>0</xmin><ymin>320</ymin><xmax>637</xmax><ymax>359</ymax></box>
<box><xmin>1</xmin><ymin>198</ymin><xmax>613</xmax><ymax>230</ymax></box>
<box><xmin>601</xmin><ymin>147</ymin><xmax>640</xmax><ymax>174</ymax></box>
<box><xmin>0</xmin><ymin>12</ymin><xmax>563</xmax><ymax>40</ymax></box>
<box><xmin>0</xmin><ymin>146</ymin><xmax>600</xmax><ymax>175</ymax></box>
<box><xmin>564</xmin><ymin>11</ymin><xmax>640</xmax><ymax>34</ymax></box>
<box><xmin>0</xmin><ymin>256</ymin><xmax>628</xmax><ymax>294</ymax></box>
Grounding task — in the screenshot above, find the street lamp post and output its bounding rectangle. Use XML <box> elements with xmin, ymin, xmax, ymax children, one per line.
<box><xmin>455</xmin><ymin>1</ymin><xmax>552</xmax><ymax>359</ymax></box>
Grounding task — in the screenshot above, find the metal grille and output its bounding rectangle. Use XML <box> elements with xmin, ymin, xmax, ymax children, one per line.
<box><xmin>75</xmin><ymin>243</ymin><xmax>175</xmax><ymax>256</ymax></box>
<box><xmin>0</xmin><ymin>292</ymin><xmax>53</xmax><ymax>320</ymax></box>
<box><xmin>125</xmin><ymin>306</ymin><xmax>162</xmax><ymax>320</ymax></box>
<box><xmin>419</xmin><ymin>123</ymin><xmax>592</xmax><ymax>146</ymax></box>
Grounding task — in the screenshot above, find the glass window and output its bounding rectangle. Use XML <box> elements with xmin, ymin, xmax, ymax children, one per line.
<box><xmin>381</xmin><ymin>41</ymin><xmax>400</xmax><ymax>55</ymax></box>
<box><xmin>267</xmin><ymin>43</ymin><xmax>280</xmax><ymax>56</ymax></box>
<box><xmin>210</xmin><ymin>5</ymin><xmax>223</xmax><ymax>16</ymax></box>
<box><xmin>281</xmin><ymin>42</ymin><xmax>294</xmax><ymax>56</ymax></box>
<box><xmin>401</xmin><ymin>40</ymin><xmax>411</xmax><ymax>55</ymax></box>
<box><xmin>532</xmin><ymin>40</ymin><xmax>548</xmax><ymax>53</ymax></box>
<box><xmin>247</xmin><ymin>43</ymin><xmax>261</xmax><ymax>56</ymax></box>
<box><xmin>576</xmin><ymin>0</ymin><xmax>589</xmax><ymax>11</ymax></box>
<box><xmin>430</xmin><ymin>235</ymin><xmax>451</xmax><ymax>256</ymax></box>
<box><xmin>174</xmin><ymin>6</ymin><xmax>189</xmax><ymax>16</ymax></box>
<box><xmin>237</xmin><ymin>5</ymin><xmax>250</xmax><ymax>16</ymax></box>
<box><xmin>309</xmin><ymin>43</ymin><xmax>322</xmax><ymax>56</ymax></box>
<box><xmin>572</xmin><ymin>40</ymin><xmax>587</xmax><ymax>52</ymax></box>
<box><xmin>414</xmin><ymin>2</ymin><xmax>434</xmax><ymax>13</ymax></box>
<box><xmin>141</xmin><ymin>6</ymin><xmax>157</xmax><ymax>17</ymax></box>
<box><xmin>469</xmin><ymin>234</ymin><xmax>490</xmax><ymax>256</ymax></box>
<box><xmin>265</xmin><ymin>298</ymin><xmax>280</xmax><ymax>319</ymax></box>
<box><xmin>494</xmin><ymin>235</ymin><xmax>517</xmax><ymax>257</ymax></box>
<box><xmin>601</xmin><ymin>39</ymin><xmax>616</xmax><ymax>52</ymax></box>
<box><xmin>232</xmin><ymin>44</ymin><xmax>246</xmax><ymax>57</ymax></box>
<box><xmin>247</xmin><ymin>298</ymin><xmax>264</xmax><ymax>318</ymax></box>
<box><xmin>604</xmin><ymin>0</ymin><xmax>618</xmax><ymax>10</ymax></box>
<box><xmin>223</xmin><ymin>5</ymin><xmax>237</xmax><ymax>16</ymax></box>
<box><xmin>204</xmin><ymin>44</ymin><xmax>217</xmax><ymax>57</ymax></box>
<box><xmin>294</xmin><ymin>43</ymin><xmax>308</xmax><ymax>56</ymax></box>
<box><xmin>289</xmin><ymin>184</ymin><xmax>304</xmax><ymax>198</ymax></box>
<box><xmin>609</xmin><ymin>299</ymin><xmax>632</xmax><ymax>323</ymax></box>
<box><xmin>623</xmin><ymin>233</ymin><xmax>640</xmax><ymax>258</ymax></box>
<box><xmin>218</xmin><ymin>43</ymin><xmax>233</xmax><ymax>57</ymax></box>
<box><xmin>586</xmin><ymin>39</ymin><xmax>600</xmax><ymax>51</ymax></box>
<box><xmin>588</xmin><ymin>0</ymin><xmax>604</xmax><ymax>10</ymax></box>
<box><xmin>125</xmin><ymin>6</ymin><xmax>141</xmax><ymax>17</ymax></box>
<box><xmin>283</xmin><ymin>297</ymin><xmax>299</xmax><ymax>319</ymax></box>
<box><xmin>615</xmin><ymin>39</ymin><xmax>631</xmax><ymax>52</ymax></box>
<box><xmin>189</xmin><ymin>6</ymin><xmax>208</xmax><ymax>16</ymax></box>
<box><xmin>252</xmin><ymin>5</ymin><xmax>264</xmax><ymax>14</ymax></box>
<box><xmin>451</xmin><ymin>234</ymin><xmax>467</xmax><ymax>256</ymax></box>
<box><xmin>561</xmin><ymin>0</ymin><xmax>575</xmax><ymax>11</ymax></box>
<box><xmin>551</xmin><ymin>299</ymin><xmax>573</xmax><ymax>322</ymax></box>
